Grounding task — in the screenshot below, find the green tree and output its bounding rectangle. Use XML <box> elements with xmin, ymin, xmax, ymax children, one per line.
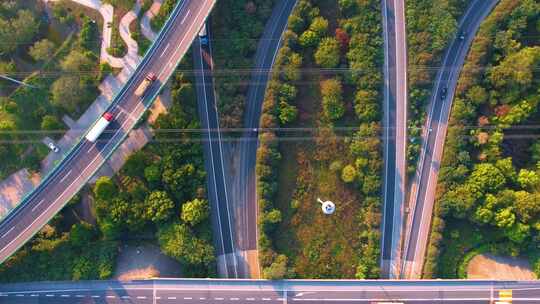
<box><xmin>0</xmin><ymin>10</ymin><xmax>39</xmax><ymax>54</ymax></box>
<box><xmin>355</xmin><ymin>90</ymin><xmax>379</xmax><ymax>122</ymax></box>
<box><xmin>514</xmin><ymin>191</ymin><xmax>540</xmax><ymax>222</ymax></box>
<box><xmin>299</xmin><ymin>30</ymin><xmax>320</xmax><ymax>48</ymax></box>
<box><xmin>468</xmin><ymin>163</ymin><xmax>506</xmax><ymax>194</ymax></box>
<box><xmin>40</xmin><ymin>115</ymin><xmax>63</xmax><ymax>131</ymax></box>
<box><xmin>144</xmin><ymin>191</ymin><xmax>175</xmax><ymax>223</ymax></box>
<box><xmin>309</xmin><ymin>16</ymin><xmax>328</xmax><ymax>36</ymax></box>
<box><xmin>61</xmin><ymin>50</ymin><xmax>95</xmax><ymax>73</ymax></box>
<box><xmin>314</xmin><ymin>37</ymin><xmax>341</xmax><ymax>68</ymax></box>
<box><xmin>505</xmin><ymin>222</ymin><xmax>530</xmax><ymax>243</ymax></box>
<box><xmin>263</xmin><ymin>254</ymin><xmax>288</xmax><ymax>279</ymax></box>
<box><xmin>51</xmin><ymin>76</ymin><xmax>92</xmax><ymax>112</ymax></box>
<box><xmin>320</xmin><ymin>78</ymin><xmax>345</xmax><ymax>121</ymax></box>
<box><xmin>518</xmin><ymin>169</ymin><xmax>539</xmax><ymax>189</ymax></box>
<box><xmin>157</xmin><ymin>222</ymin><xmax>215</xmax><ymax>266</ymax></box>
<box><xmin>144</xmin><ymin>164</ymin><xmax>161</xmax><ymax>187</ymax></box>
<box><xmin>69</xmin><ymin>222</ymin><xmax>96</xmax><ymax>247</ymax></box>
<box><xmin>495</xmin><ymin>208</ymin><xmax>516</xmax><ymax>229</ymax></box>
<box><xmin>93</xmin><ymin>176</ymin><xmax>117</xmax><ymax>201</ymax></box>
<box><xmin>341</xmin><ymin>164</ymin><xmax>357</xmax><ymax>183</ymax></box>
<box><xmin>181</xmin><ymin>198</ymin><xmax>209</xmax><ymax>226</ymax></box>
<box><xmin>29</xmin><ymin>39</ymin><xmax>55</xmax><ymax>62</ymax></box>
<box><xmin>279</xmin><ymin>101</ymin><xmax>298</xmax><ymax>124</ymax></box>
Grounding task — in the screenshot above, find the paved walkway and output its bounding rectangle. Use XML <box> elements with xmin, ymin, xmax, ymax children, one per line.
<box><xmin>141</xmin><ymin>0</ymin><xmax>163</xmax><ymax>41</ymax></box>
<box><xmin>43</xmin><ymin>0</ymin><xmax>142</xmax><ymax>70</ymax></box>
<box><xmin>0</xmin><ymin>170</ymin><xmax>40</xmax><ymax>219</ymax></box>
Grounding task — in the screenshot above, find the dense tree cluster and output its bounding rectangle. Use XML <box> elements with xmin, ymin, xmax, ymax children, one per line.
<box><xmin>92</xmin><ymin>65</ymin><xmax>216</xmax><ymax>277</ymax></box>
<box><xmin>405</xmin><ymin>0</ymin><xmax>468</xmax><ymax>174</ymax></box>
<box><xmin>211</xmin><ymin>0</ymin><xmax>276</xmax><ymax>129</ymax></box>
<box><xmin>424</xmin><ymin>0</ymin><xmax>540</xmax><ymax>278</ymax></box>
<box><xmin>0</xmin><ymin>3</ymin><xmax>101</xmax><ymax>179</ymax></box>
<box><xmin>255</xmin><ymin>0</ymin><xmax>382</xmax><ymax>279</ymax></box>
<box><xmin>0</xmin><ymin>199</ymin><xmax>118</xmax><ymax>282</ymax></box>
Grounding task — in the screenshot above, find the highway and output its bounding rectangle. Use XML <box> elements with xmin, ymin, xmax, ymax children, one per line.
<box><xmin>228</xmin><ymin>0</ymin><xmax>297</xmax><ymax>278</ymax></box>
<box><xmin>193</xmin><ymin>27</ymin><xmax>238</xmax><ymax>278</ymax></box>
<box><xmin>1</xmin><ymin>279</ymin><xmax>539</xmax><ymax>303</ymax></box>
<box><xmin>0</xmin><ymin>0</ymin><xmax>216</xmax><ymax>264</ymax></box>
<box><xmin>401</xmin><ymin>0</ymin><xmax>500</xmax><ymax>279</ymax></box>
<box><xmin>380</xmin><ymin>0</ymin><xmax>407</xmax><ymax>279</ymax></box>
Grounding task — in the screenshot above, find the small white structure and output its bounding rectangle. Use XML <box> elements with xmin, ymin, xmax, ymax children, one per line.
<box><xmin>317</xmin><ymin>198</ymin><xmax>335</xmax><ymax>215</ymax></box>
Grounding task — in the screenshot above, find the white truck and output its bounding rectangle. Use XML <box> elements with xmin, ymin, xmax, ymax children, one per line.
<box><xmin>86</xmin><ymin>112</ymin><xmax>114</xmax><ymax>142</ymax></box>
<box><xmin>135</xmin><ymin>73</ymin><xmax>157</xmax><ymax>97</ymax></box>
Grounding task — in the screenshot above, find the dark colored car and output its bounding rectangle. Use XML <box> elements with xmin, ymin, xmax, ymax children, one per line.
<box><xmin>440</xmin><ymin>87</ymin><xmax>448</xmax><ymax>100</ymax></box>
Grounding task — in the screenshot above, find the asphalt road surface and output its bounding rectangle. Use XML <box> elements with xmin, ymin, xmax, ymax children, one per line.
<box><xmin>401</xmin><ymin>0</ymin><xmax>500</xmax><ymax>279</ymax></box>
<box><xmin>230</xmin><ymin>0</ymin><xmax>297</xmax><ymax>277</ymax></box>
<box><xmin>0</xmin><ymin>0</ymin><xmax>216</xmax><ymax>264</ymax></box>
<box><xmin>193</xmin><ymin>29</ymin><xmax>238</xmax><ymax>278</ymax></box>
<box><xmin>1</xmin><ymin>279</ymin><xmax>539</xmax><ymax>303</ymax></box>
<box><xmin>380</xmin><ymin>0</ymin><xmax>407</xmax><ymax>279</ymax></box>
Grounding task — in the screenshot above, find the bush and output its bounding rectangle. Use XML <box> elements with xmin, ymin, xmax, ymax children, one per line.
<box><xmin>341</xmin><ymin>165</ymin><xmax>357</xmax><ymax>183</ymax></box>
<box><xmin>320</xmin><ymin>78</ymin><xmax>345</xmax><ymax>121</ymax></box>
<box><xmin>314</xmin><ymin>37</ymin><xmax>340</xmax><ymax>68</ymax></box>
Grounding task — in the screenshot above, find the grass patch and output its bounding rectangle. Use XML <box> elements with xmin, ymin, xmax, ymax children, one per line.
<box><xmin>130</xmin><ymin>17</ymin><xmax>152</xmax><ymax>56</ymax></box>
<box><xmin>107</xmin><ymin>13</ymin><xmax>127</xmax><ymax>57</ymax></box>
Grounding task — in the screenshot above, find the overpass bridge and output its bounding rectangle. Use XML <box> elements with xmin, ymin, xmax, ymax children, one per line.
<box><xmin>0</xmin><ymin>279</ymin><xmax>537</xmax><ymax>303</ymax></box>
<box><xmin>0</xmin><ymin>0</ymin><xmax>216</xmax><ymax>265</ymax></box>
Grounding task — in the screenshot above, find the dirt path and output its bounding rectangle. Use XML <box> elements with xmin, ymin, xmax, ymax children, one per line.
<box><xmin>114</xmin><ymin>243</ymin><xmax>182</xmax><ymax>280</ymax></box>
<box><xmin>467</xmin><ymin>253</ymin><xmax>536</xmax><ymax>280</ymax></box>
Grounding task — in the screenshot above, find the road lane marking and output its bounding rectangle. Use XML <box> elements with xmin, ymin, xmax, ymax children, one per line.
<box><xmin>30</xmin><ymin>294</ymin><xmax>38</xmax><ymax>297</ymax></box>
<box><xmin>215</xmin><ymin>297</ymin><xmax>224</xmax><ymax>300</ymax></box>
<box><xmin>31</xmin><ymin>199</ymin><xmax>46</xmax><ymax>212</ymax></box>
<box><xmin>160</xmin><ymin>43</ymin><xmax>171</xmax><ymax>58</ymax></box>
<box><xmin>180</xmin><ymin>10</ymin><xmax>190</xmax><ymax>24</ymax></box>
<box><xmin>168</xmin><ymin>296</ymin><xmax>177</xmax><ymax>300</ymax></box>
<box><xmin>45</xmin><ymin>294</ymin><xmax>54</xmax><ymax>297</ymax></box>
<box><xmin>193</xmin><ymin>9</ymin><xmax>231</xmax><ymax>277</ymax></box>
<box><xmin>230</xmin><ymin>298</ymin><xmax>239</xmax><ymax>301</ymax></box>
<box><xmin>402</xmin><ymin>0</ymin><xmax>482</xmax><ymax>278</ymax></box>
<box><xmin>200</xmin><ymin>297</ymin><xmax>206</xmax><ymax>300</ymax></box>
<box><xmin>196</xmin><ymin>26</ymin><xmax>238</xmax><ymax>277</ymax></box>
<box><xmin>137</xmin><ymin>296</ymin><xmax>147</xmax><ymax>299</ymax></box>
<box><xmin>122</xmin><ymin>295</ymin><xmax>131</xmax><ymax>299</ymax></box>
<box><xmin>76</xmin><ymin>295</ymin><xmax>84</xmax><ymax>297</ymax></box>
<box><xmin>107</xmin><ymin>295</ymin><xmax>116</xmax><ymax>298</ymax></box>
<box><xmin>1</xmin><ymin>227</ymin><xmax>14</xmax><ymax>239</ymax></box>
<box><xmin>16</xmin><ymin>294</ymin><xmax>24</xmax><ymax>297</ymax></box>
<box><xmin>246</xmin><ymin>298</ymin><xmax>255</xmax><ymax>301</ymax></box>
<box><xmin>59</xmin><ymin>170</ymin><xmax>73</xmax><ymax>183</ymax></box>
<box><xmin>262</xmin><ymin>298</ymin><xmax>272</xmax><ymax>301</ymax></box>
<box><xmin>184</xmin><ymin>297</ymin><xmax>193</xmax><ymax>300</ymax></box>
<box><xmin>60</xmin><ymin>294</ymin><xmax>70</xmax><ymax>297</ymax></box>
<box><xmin>91</xmin><ymin>295</ymin><xmax>100</xmax><ymax>298</ymax></box>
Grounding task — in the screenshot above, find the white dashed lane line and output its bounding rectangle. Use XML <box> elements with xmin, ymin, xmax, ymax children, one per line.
<box><xmin>1</xmin><ymin>227</ymin><xmax>14</xmax><ymax>239</ymax></box>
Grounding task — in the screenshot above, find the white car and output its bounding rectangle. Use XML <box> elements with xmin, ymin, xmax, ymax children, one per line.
<box><xmin>48</xmin><ymin>142</ymin><xmax>59</xmax><ymax>153</ymax></box>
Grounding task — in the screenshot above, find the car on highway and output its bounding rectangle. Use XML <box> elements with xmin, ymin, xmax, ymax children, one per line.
<box><xmin>458</xmin><ymin>31</ymin><xmax>466</xmax><ymax>40</ymax></box>
<box><xmin>135</xmin><ymin>73</ymin><xmax>157</xmax><ymax>97</ymax></box>
<box><xmin>47</xmin><ymin>142</ymin><xmax>59</xmax><ymax>153</ymax></box>
<box><xmin>440</xmin><ymin>87</ymin><xmax>448</xmax><ymax>100</ymax></box>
